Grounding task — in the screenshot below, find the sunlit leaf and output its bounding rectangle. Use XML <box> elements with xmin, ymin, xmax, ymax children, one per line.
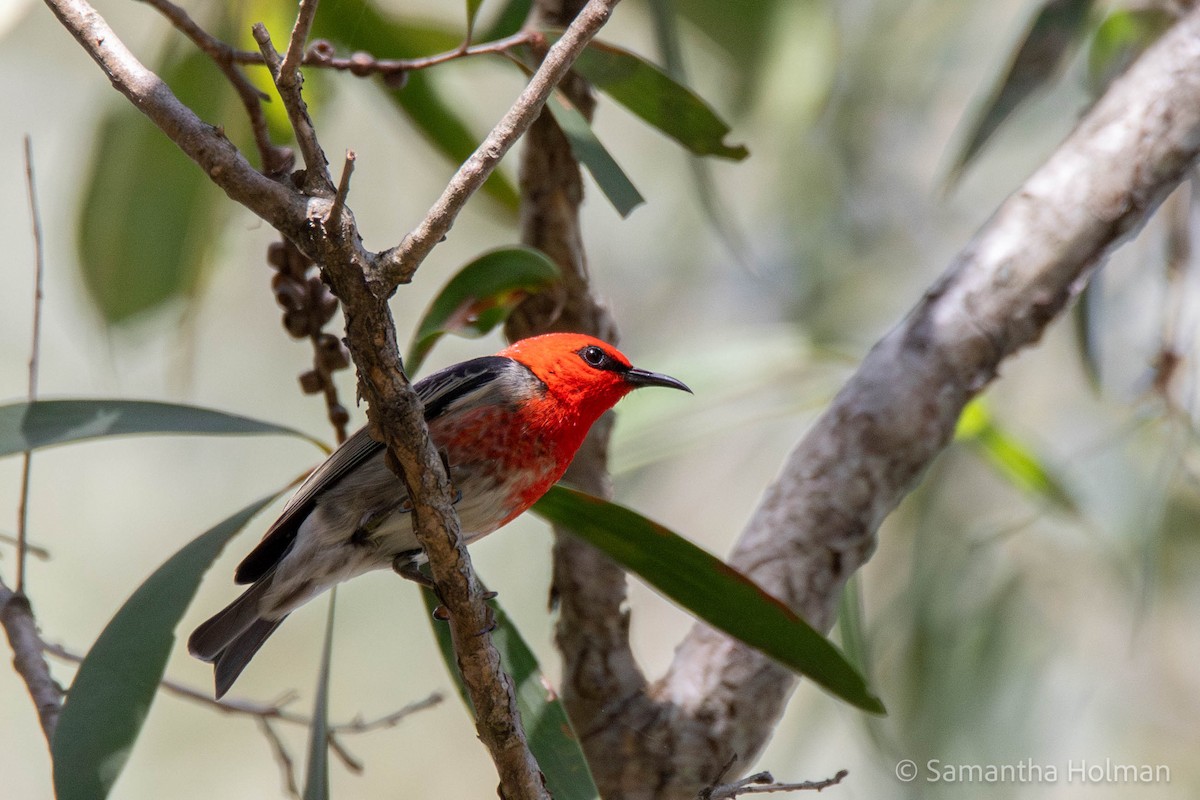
<box><xmin>51</xmin><ymin>494</ymin><xmax>280</xmax><ymax>800</ymax></box>
<box><xmin>0</xmin><ymin>400</ymin><xmax>321</xmax><ymax>457</ymax></box>
<box><xmin>422</xmin><ymin>591</ymin><xmax>600</xmax><ymax>800</ymax></box>
<box><xmin>532</xmin><ymin>487</ymin><xmax>885</xmax><ymax>714</ymax></box>
<box><xmin>946</xmin><ymin>0</ymin><xmax>1094</xmax><ymax>185</ymax></box>
<box><xmin>406</xmin><ymin>247</ymin><xmax>560</xmax><ymax>375</ymax></box>
<box><xmin>0</xmin><ymin>399</ymin><xmax>323</xmax><ymax>458</ymax></box>
<box><xmin>303</xmin><ymin>591</ymin><xmax>337</xmax><ymax>800</ymax></box>
<box><xmin>1086</xmin><ymin>8</ymin><xmax>1175</xmax><ymax>96</ymax></box>
<box><xmin>546</xmin><ymin>91</ymin><xmax>645</xmax><ymax>217</ymax></box>
<box><xmin>313</xmin><ymin>0</ymin><xmax>520</xmax><ymax>211</ymax></box>
<box><xmin>955</xmin><ymin>399</ymin><xmax>1078</xmax><ymax>513</ymax></box>
<box><xmin>78</xmin><ymin>47</ymin><xmax>230</xmax><ymax>323</ymax></box>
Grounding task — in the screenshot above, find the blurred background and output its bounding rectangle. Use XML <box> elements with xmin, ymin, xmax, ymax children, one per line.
<box><xmin>2</xmin><ymin>0</ymin><xmax>1198</xmax><ymax>797</ymax></box>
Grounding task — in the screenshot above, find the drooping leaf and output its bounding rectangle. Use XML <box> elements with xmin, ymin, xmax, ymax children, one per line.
<box><xmin>836</xmin><ymin>574</ymin><xmax>870</xmax><ymax>677</ymax></box>
<box><xmin>51</xmin><ymin>494</ymin><xmax>280</xmax><ymax>800</ymax></box>
<box><xmin>532</xmin><ymin>487</ymin><xmax>886</xmax><ymax>714</ymax></box>
<box><xmin>422</xmin><ymin>591</ymin><xmax>600</xmax><ymax>800</ymax></box>
<box><xmin>569</xmin><ymin>41</ymin><xmax>748</xmax><ymax>161</ymax></box>
<box><xmin>1086</xmin><ymin>8</ymin><xmax>1175</xmax><ymax>97</ymax></box>
<box><xmin>546</xmin><ymin>91</ymin><xmax>645</xmax><ymax>217</ymax></box>
<box><xmin>479</xmin><ymin>0</ymin><xmax>533</xmax><ymax>41</ymax></box>
<box><xmin>646</xmin><ymin>0</ymin><xmax>752</xmax><ymax>265</ymax></box>
<box><xmin>303</xmin><ymin>591</ymin><xmax>337</xmax><ymax>800</ymax></box>
<box><xmin>671</xmin><ymin>0</ymin><xmax>782</xmax><ymax>111</ymax></box>
<box><xmin>465</xmin><ymin>0</ymin><xmax>485</xmax><ymax>42</ymax></box>
<box><xmin>407</xmin><ymin>247</ymin><xmax>560</xmax><ymax>375</ymax></box>
<box><xmin>1073</xmin><ymin>273</ymin><xmax>1103</xmax><ymax>391</ymax></box>
<box><xmin>946</xmin><ymin>0</ymin><xmax>1094</xmax><ymax>185</ymax></box>
<box><xmin>0</xmin><ymin>399</ymin><xmax>322</xmax><ymax>458</ymax></box>
<box><xmin>78</xmin><ymin>47</ymin><xmax>231</xmax><ymax>323</ymax></box>
<box><xmin>313</xmin><ymin>0</ymin><xmax>520</xmax><ymax>211</ymax></box>
<box><xmin>511</xmin><ymin>37</ymin><xmax>748</xmax><ymax>162</ymax></box>
<box><xmin>955</xmin><ymin>399</ymin><xmax>1078</xmax><ymax>513</ymax></box>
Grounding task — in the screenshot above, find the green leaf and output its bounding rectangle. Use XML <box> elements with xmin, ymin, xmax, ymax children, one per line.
<box><xmin>671</xmin><ymin>0</ymin><xmax>782</xmax><ymax>110</ymax></box>
<box><xmin>955</xmin><ymin>399</ymin><xmax>1078</xmax><ymax>513</ymax></box>
<box><xmin>78</xmin><ymin>48</ymin><xmax>231</xmax><ymax>323</ymax></box>
<box><xmin>532</xmin><ymin>487</ymin><xmax>886</xmax><ymax>714</ymax></box>
<box><xmin>569</xmin><ymin>41</ymin><xmax>748</xmax><ymax>161</ymax></box>
<box><xmin>51</xmin><ymin>494</ymin><xmax>280</xmax><ymax>800</ymax></box>
<box><xmin>303</xmin><ymin>591</ymin><xmax>337</xmax><ymax>800</ymax></box>
<box><xmin>1073</xmin><ymin>276</ymin><xmax>1103</xmax><ymax>391</ymax></box>
<box><xmin>422</xmin><ymin>591</ymin><xmax>600</xmax><ymax>800</ymax></box>
<box><xmin>646</xmin><ymin>1</ymin><xmax>753</xmax><ymax>265</ymax></box>
<box><xmin>946</xmin><ymin>0</ymin><xmax>1094</xmax><ymax>185</ymax></box>
<box><xmin>0</xmin><ymin>399</ymin><xmax>322</xmax><ymax>458</ymax></box>
<box><xmin>407</xmin><ymin>247</ymin><xmax>560</xmax><ymax>375</ymax></box>
<box><xmin>546</xmin><ymin>91</ymin><xmax>645</xmax><ymax>217</ymax></box>
<box><xmin>1086</xmin><ymin>8</ymin><xmax>1175</xmax><ymax>97</ymax></box>
<box><xmin>479</xmin><ymin>0</ymin><xmax>533</xmax><ymax>41</ymax></box>
<box><xmin>836</xmin><ymin>574</ymin><xmax>870</xmax><ymax>677</ymax></box>
<box><xmin>313</xmin><ymin>0</ymin><xmax>520</xmax><ymax>211</ymax></box>
<box><xmin>465</xmin><ymin>0</ymin><xmax>485</xmax><ymax>41</ymax></box>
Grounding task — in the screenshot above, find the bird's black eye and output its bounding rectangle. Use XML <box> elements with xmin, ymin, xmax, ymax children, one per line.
<box><xmin>579</xmin><ymin>345</ymin><xmax>608</xmax><ymax>368</ymax></box>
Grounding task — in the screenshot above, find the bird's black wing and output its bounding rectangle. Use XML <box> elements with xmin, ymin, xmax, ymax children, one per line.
<box><xmin>232</xmin><ymin>356</ymin><xmax>518</xmax><ymax>584</ymax></box>
<box><xmin>234</xmin><ymin>426</ymin><xmax>383</xmax><ymax>583</ymax></box>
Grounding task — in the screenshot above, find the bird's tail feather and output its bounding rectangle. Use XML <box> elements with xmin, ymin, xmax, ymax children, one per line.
<box><xmin>188</xmin><ymin>576</ymin><xmax>286</xmax><ymax>698</ymax></box>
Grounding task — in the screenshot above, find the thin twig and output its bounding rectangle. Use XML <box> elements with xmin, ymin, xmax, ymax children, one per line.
<box><xmin>0</xmin><ymin>532</ymin><xmax>50</xmax><ymax>560</ymax></box>
<box><xmin>18</xmin><ymin>136</ymin><xmax>45</xmax><ymax>595</ymax></box>
<box><xmin>280</xmin><ymin>0</ymin><xmax>320</xmax><ymax>81</ymax></box>
<box><xmin>254</xmin><ymin>22</ymin><xmax>333</xmax><ymax>196</ymax></box>
<box><xmin>257</xmin><ymin>717</ymin><xmax>303</xmax><ymax>800</ymax></box>
<box><xmin>139</xmin><ymin>0</ymin><xmax>291</xmax><ymax>175</ymax></box>
<box><xmin>326</xmin><ymin>734</ymin><xmax>363</xmax><ymax>774</ymax></box>
<box><xmin>42</xmin><ymin>640</ymin><xmax>442</xmax><ymax>732</ymax></box>
<box><xmin>701</xmin><ymin>769</ymin><xmax>849</xmax><ymax>799</ymax></box>
<box><xmin>328</xmin><ymin>150</ymin><xmax>355</xmax><ymax>229</ymax></box>
<box><xmin>242</xmin><ymin>30</ymin><xmax>539</xmax><ymax>78</ymax></box>
<box><xmin>378</xmin><ymin>0</ymin><xmax>623</xmax><ymax>288</ymax></box>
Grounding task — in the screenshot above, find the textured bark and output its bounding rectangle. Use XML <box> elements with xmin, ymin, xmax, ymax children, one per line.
<box><xmin>586</xmin><ymin>9</ymin><xmax>1200</xmax><ymax>798</ymax></box>
<box><xmin>503</xmin><ymin>2</ymin><xmax>656</xmax><ymax>793</ymax></box>
<box><xmin>40</xmin><ymin>0</ymin><xmax>622</xmax><ymax>796</ymax></box>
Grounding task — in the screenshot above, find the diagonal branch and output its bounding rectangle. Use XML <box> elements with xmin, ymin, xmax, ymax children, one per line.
<box><xmin>566</xmin><ymin>7</ymin><xmax>1200</xmax><ymax>797</ymax></box>
<box><xmin>378</xmin><ymin>0</ymin><xmax>622</xmax><ymax>288</ymax></box>
<box><xmin>41</xmin><ymin>0</ymin><xmax>621</xmax><ymax>794</ymax></box>
<box><xmin>0</xmin><ymin>581</ymin><xmax>63</xmax><ymax>744</ymax></box>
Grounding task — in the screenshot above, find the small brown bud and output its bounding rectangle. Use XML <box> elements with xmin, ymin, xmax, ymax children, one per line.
<box><xmin>349</xmin><ymin>51</ymin><xmax>374</xmax><ymax>76</ymax></box>
<box><xmin>266</xmin><ymin>241</ymin><xmax>287</xmax><ymax>269</ymax></box>
<box><xmin>299</xmin><ymin>370</ymin><xmax>325</xmax><ymax>394</ymax></box>
<box><xmin>329</xmin><ymin>404</ymin><xmax>350</xmax><ymax>427</ymax></box>
<box><xmin>308</xmin><ymin>39</ymin><xmax>335</xmax><ymax>62</ymax></box>
<box><xmin>283</xmin><ymin>310</ymin><xmax>311</xmax><ymax>338</ymax></box>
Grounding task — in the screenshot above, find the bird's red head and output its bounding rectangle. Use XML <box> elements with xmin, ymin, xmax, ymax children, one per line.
<box><xmin>498</xmin><ymin>333</ymin><xmax>690</xmax><ymax>427</ymax></box>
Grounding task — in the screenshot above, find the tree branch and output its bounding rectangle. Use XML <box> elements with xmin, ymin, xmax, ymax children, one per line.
<box><xmin>377</xmin><ymin>0</ymin><xmax>622</xmax><ymax>288</ymax></box>
<box><xmin>0</xmin><ymin>581</ymin><xmax>62</xmax><ymax>745</ymax></box>
<box><xmin>572</xmin><ymin>8</ymin><xmax>1200</xmax><ymax>797</ymax></box>
<box><xmin>41</xmin><ymin>0</ymin><xmax>620</xmax><ymax>794</ymax></box>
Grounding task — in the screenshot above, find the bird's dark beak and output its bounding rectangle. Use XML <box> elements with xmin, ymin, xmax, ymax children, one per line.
<box><xmin>624</xmin><ymin>367</ymin><xmax>692</xmax><ymax>394</ymax></box>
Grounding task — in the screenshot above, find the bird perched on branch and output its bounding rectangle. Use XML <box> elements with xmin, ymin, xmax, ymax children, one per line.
<box><xmin>189</xmin><ymin>332</ymin><xmax>690</xmax><ymax>698</ymax></box>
